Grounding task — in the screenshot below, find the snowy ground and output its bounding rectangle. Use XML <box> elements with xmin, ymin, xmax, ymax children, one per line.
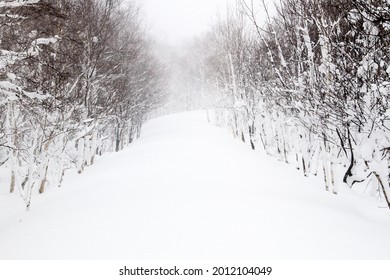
<box><xmin>1</xmin><ymin>111</ymin><xmax>390</xmax><ymax>259</ymax></box>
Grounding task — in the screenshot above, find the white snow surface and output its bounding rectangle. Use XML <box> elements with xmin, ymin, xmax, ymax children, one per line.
<box><xmin>1</xmin><ymin>111</ymin><xmax>390</xmax><ymax>260</ymax></box>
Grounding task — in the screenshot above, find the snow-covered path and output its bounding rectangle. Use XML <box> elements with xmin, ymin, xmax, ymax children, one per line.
<box><xmin>1</xmin><ymin>111</ymin><xmax>390</xmax><ymax>259</ymax></box>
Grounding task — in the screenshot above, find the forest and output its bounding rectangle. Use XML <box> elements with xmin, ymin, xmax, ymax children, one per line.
<box><xmin>1</xmin><ymin>0</ymin><xmax>390</xmax><ymax>212</ymax></box>
<box><xmin>175</xmin><ymin>0</ymin><xmax>390</xmax><ymax>209</ymax></box>
<box><xmin>0</xmin><ymin>0</ymin><xmax>165</xmax><ymax>209</ymax></box>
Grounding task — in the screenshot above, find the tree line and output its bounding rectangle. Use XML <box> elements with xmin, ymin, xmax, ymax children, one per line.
<box><xmin>194</xmin><ymin>0</ymin><xmax>390</xmax><ymax>209</ymax></box>
<box><xmin>0</xmin><ymin>0</ymin><xmax>165</xmax><ymax>209</ymax></box>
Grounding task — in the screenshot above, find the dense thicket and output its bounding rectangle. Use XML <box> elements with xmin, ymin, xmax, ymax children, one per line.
<box><xmin>199</xmin><ymin>0</ymin><xmax>390</xmax><ymax>209</ymax></box>
<box><xmin>0</xmin><ymin>0</ymin><xmax>165</xmax><ymax>208</ymax></box>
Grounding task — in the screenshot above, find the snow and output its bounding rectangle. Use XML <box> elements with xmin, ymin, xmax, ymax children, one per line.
<box><xmin>35</xmin><ymin>37</ymin><xmax>58</xmax><ymax>45</ymax></box>
<box><xmin>82</xmin><ymin>118</ymin><xmax>95</xmax><ymax>124</ymax></box>
<box><xmin>6</xmin><ymin>73</ymin><xmax>16</xmax><ymax>81</ymax></box>
<box><xmin>0</xmin><ymin>81</ymin><xmax>20</xmax><ymax>103</ymax></box>
<box><xmin>0</xmin><ymin>50</ymin><xmax>23</xmax><ymax>69</ymax></box>
<box><xmin>0</xmin><ymin>80</ymin><xmax>19</xmax><ymax>91</ymax></box>
<box><xmin>348</xmin><ymin>9</ymin><xmax>360</xmax><ymax>23</ymax></box>
<box><xmin>23</xmin><ymin>90</ymin><xmax>51</xmax><ymax>100</ymax></box>
<box><xmin>1</xmin><ymin>111</ymin><xmax>390</xmax><ymax>259</ymax></box>
<box><xmin>0</xmin><ymin>0</ymin><xmax>40</xmax><ymax>8</ymax></box>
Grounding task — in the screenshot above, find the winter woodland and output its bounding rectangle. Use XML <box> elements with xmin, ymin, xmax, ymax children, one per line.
<box><xmin>1</xmin><ymin>0</ymin><xmax>390</xmax><ymax>214</ymax></box>
<box><xmin>0</xmin><ymin>0</ymin><xmax>165</xmax><ymax>209</ymax></box>
<box><xmin>167</xmin><ymin>0</ymin><xmax>390</xmax><ymax>210</ymax></box>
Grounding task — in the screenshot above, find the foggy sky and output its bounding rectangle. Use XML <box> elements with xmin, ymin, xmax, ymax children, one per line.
<box><xmin>138</xmin><ymin>0</ymin><xmax>233</xmax><ymax>44</ymax></box>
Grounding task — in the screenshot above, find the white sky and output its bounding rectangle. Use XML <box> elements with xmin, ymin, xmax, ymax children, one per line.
<box><xmin>137</xmin><ymin>0</ymin><xmax>234</xmax><ymax>44</ymax></box>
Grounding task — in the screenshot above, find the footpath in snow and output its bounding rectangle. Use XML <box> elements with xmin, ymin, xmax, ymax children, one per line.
<box><xmin>1</xmin><ymin>111</ymin><xmax>390</xmax><ymax>259</ymax></box>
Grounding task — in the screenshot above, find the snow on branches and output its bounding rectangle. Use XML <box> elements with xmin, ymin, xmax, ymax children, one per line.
<box><xmin>0</xmin><ymin>0</ymin><xmax>165</xmax><ymax>209</ymax></box>
<box><xmin>199</xmin><ymin>0</ymin><xmax>390</xmax><ymax>211</ymax></box>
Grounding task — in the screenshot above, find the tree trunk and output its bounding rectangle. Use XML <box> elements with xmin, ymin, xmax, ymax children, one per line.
<box><xmin>322</xmin><ymin>141</ymin><xmax>330</xmax><ymax>191</ymax></box>
<box><xmin>9</xmin><ymin>171</ymin><xmax>15</xmax><ymax>193</ymax></box>
<box><xmin>373</xmin><ymin>172</ymin><xmax>390</xmax><ymax>211</ymax></box>
<box><xmin>39</xmin><ymin>164</ymin><xmax>49</xmax><ymax>194</ymax></box>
